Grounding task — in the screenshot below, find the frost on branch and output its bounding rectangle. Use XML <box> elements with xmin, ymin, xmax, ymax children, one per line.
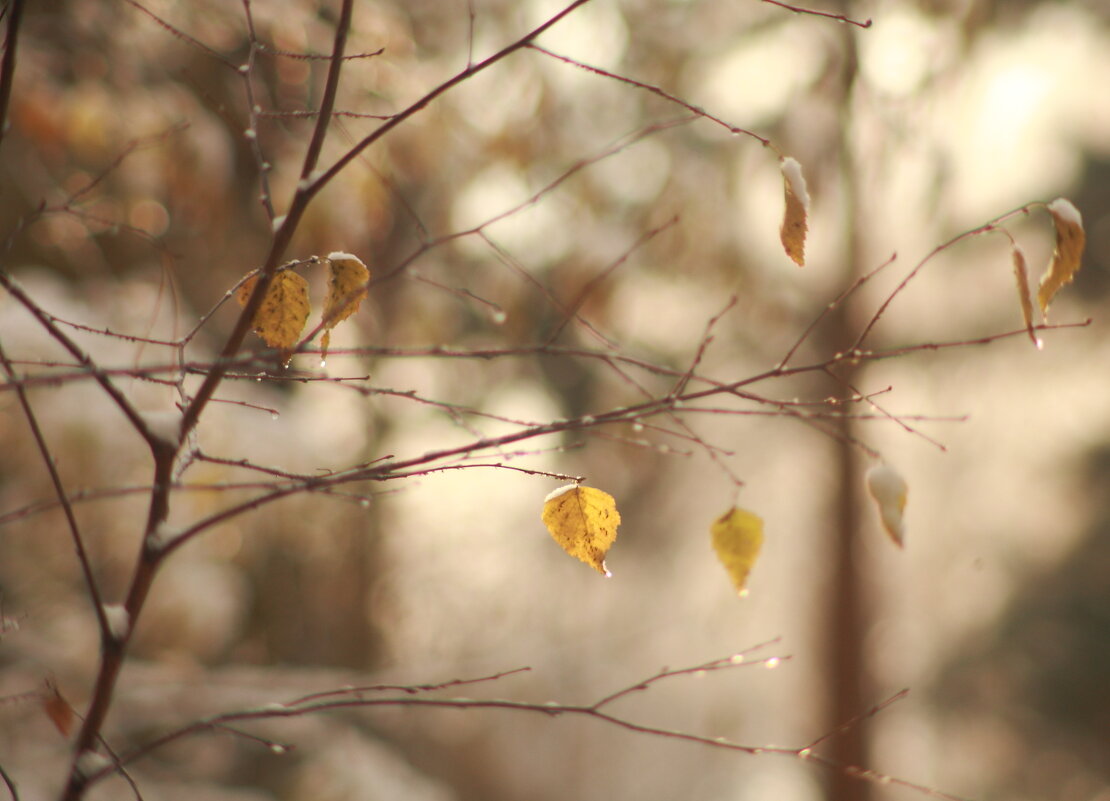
<box><xmin>103</xmin><ymin>603</ymin><xmax>130</xmax><ymax>640</ymax></box>
<box><xmin>779</xmin><ymin>156</ymin><xmax>810</xmax><ymax>266</ymax></box>
<box><xmin>1037</xmin><ymin>197</ymin><xmax>1085</xmax><ymax>318</ymax></box>
<box><xmin>541</xmin><ymin>485</ymin><xmax>621</xmax><ymax>576</ymax></box>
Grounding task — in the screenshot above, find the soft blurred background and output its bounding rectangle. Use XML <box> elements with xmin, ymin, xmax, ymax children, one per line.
<box><xmin>1</xmin><ymin>0</ymin><xmax>1108</xmax><ymax>800</ymax></box>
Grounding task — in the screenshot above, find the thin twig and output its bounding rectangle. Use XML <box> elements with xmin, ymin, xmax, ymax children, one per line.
<box><xmin>0</xmin><ymin>761</ymin><xmax>18</xmax><ymax>801</ymax></box>
<box><xmin>762</xmin><ymin>0</ymin><xmax>873</xmax><ymax>29</ymax></box>
<box><xmin>0</xmin><ymin>343</ymin><xmax>111</xmax><ymax>640</ymax></box>
<box><xmin>528</xmin><ymin>45</ymin><xmax>777</xmax><ymax>150</ymax></box>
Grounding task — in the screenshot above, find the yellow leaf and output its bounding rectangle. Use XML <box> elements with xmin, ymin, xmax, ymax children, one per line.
<box><xmin>1037</xmin><ymin>198</ymin><xmax>1085</xmax><ymax>318</ymax></box>
<box><xmin>323</xmin><ymin>251</ymin><xmax>370</xmax><ymax>327</ymax></box>
<box><xmin>235</xmin><ymin>270</ymin><xmax>311</xmax><ymax>351</ymax></box>
<box><xmin>779</xmin><ymin>156</ymin><xmax>809</xmax><ymax>267</ymax></box>
<box><xmin>1012</xmin><ymin>245</ymin><xmax>1041</xmax><ymax>349</ymax></box>
<box><xmin>865</xmin><ymin>464</ymin><xmax>908</xmax><ymax>548</ymax></box>
<box><xmin>710</xmin><ymin>506</ymin><xmax>763</xmax><ymax>596</ymax></box>
<box><xmin>541</xmin><ymin>484</ymin><xmax>620</xmax><ymax>576</ymax></box>
<box><xmin>320</xmin><ymin>252</ymin><xmax>370</xmax><ymax>361</ymax></box>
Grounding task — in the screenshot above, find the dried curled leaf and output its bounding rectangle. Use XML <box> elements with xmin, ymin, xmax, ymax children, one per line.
<box><xmin>541</xmin><ymin>484</ymin><xmax>620</xmax><ymax>576</ymax></box>
<box><xmin>1037</xmin><ymin>198</ymin><xmax>1085</xmax><ymax>318</ymax></box>
<box><xmin>1012</xmin><ymin>245</ymin><xmax>1041</xmax><ymax>349</ymax></box>
<box><xmin>42</xmin><ymin>678</ymin><xmax>74</xmax><ymax>736</ymax></box>
<box><xmin>779</xmin><ymin>156</ymin><xmax>809</xmax><ymax>267</ymax></box>
<box><xmin>866</xmin><ymin>463</ymin><xmax>908</xmax><ymax>548</ymax></box>
<box><xmin>710</xmin><ymin>506</ymin><xmax>763</xmax><ymax>596</ymax></box>
<box><xmin>321</xmin><ymin>251</ymin><xmax>370</xmax><ymax>360</ymax></box>
<box><xmin>235</xmin><ymin>270</ymin><xmax>311</xmax><ymax>351</ymax></box>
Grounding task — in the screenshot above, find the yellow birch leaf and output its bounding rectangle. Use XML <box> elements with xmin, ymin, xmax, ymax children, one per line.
<box><xmin>1012</xmin><ymin>245</ymin><xmax>1041</xmax><ymax>349</ymax></box>
<box><xmin>323</xmin><ymin>251</ymin><xmax>370</xmax><ymax>327</ymax></box>
<box><xmin>866</xmin><ymin>463</ymin><xmax>908</xmax><ymax>548</ymax></box>
<box><xmin>710</xmin><ymin>506</ymin><xmax>763</xmax><ymax>596</ymax></box>
<box><xmin>235</xmin><ymin>270</ymin><xmax>311</xmax><ymax>351</ymax></box>
<box><xmin>1037</xmin><ymin>198</ymin><xmax>1085</xmax><ymax>318</ymax></box>
<box><xmin>541</xmin><ymin>484</ymin><xmax>620</xmax><ymax>576</ymax></box>
<box><xmin>779</xmin><ymin>156</ymin><xmax>809</xmax><ymax>267</ymax></box>
<box><xmin>320</xmin><ymin>252</ymin><xmax>370</xmax><ymax>362</ymax></box>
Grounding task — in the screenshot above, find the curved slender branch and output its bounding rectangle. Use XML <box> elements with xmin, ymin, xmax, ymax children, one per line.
<box><xmin>0</xmin><ymin>0</ymin><xmax>25</xmax><ymax>150</ymax></box>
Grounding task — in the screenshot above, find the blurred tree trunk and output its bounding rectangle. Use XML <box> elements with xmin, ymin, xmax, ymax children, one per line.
<box><xmin>822</xmin><ymin>12</ymin><xmax>872</xmax><ymax>801</ymax></box>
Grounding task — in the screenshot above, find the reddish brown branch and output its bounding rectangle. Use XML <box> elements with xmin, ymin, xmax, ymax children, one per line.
<box><xmin>528</xmin><ymin>45</ymin><xmax>776</xmax><ymax>149</ymax></box>
<box><xmin>762</xmin><ymin>0</ymin><xmax>873</xmax><ymax>29</ymax></box>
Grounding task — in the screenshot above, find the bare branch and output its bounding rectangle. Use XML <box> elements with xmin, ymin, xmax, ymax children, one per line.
<box><xmin>528</xmin><ymin>45</ymin><xmax>776</xmax><ymax>150</ymax></box>
<box><xmin>0</xmin><ymin>0</ymin><xmax>26</xmax><ymax>150</ymax></box>
<box><xmin>0</xmin><ymin>343</ymin><xmax>111</xmax><ymax>639</ymax></box>
<box><xmin>761</xmin><ymin>0</ymin><xmax>873</xmax><ymax>29</ymax></box>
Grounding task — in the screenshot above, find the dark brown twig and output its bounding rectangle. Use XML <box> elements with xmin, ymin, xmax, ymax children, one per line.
<box><xmin>0</xmin><ymin>0</ymin><xmax>25</xmax><ymax>150</ymax></box>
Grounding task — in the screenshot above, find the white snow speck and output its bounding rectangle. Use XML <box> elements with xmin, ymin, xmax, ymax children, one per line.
<box><xmin>146</xmin><ymin>523</ymin><xmax>179</xmax><ymax>553</ymax></box>
<box><xmin>271</xmin><ymin>215</ymin><xmax>287</xmax><ymax>232</ymax></box>
<box><xmin>141</xmin><ymin>409</ymin><xmax>181</xmax><ymax>445</ymax></box>
<box><xmin>102</xmin><ymin>604</ymin><xmax>130</xmax><ymax>640</ymax></box>
<box><xmin>75</xmin><ymin>751</ymin><xmax>112</xmax><ymax>779</ymax></box>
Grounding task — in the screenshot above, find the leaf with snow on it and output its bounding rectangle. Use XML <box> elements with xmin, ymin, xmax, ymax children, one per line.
<box><xmin>710</xmin><ymin>506</ymin><xmax>764</xmax><ymax>596</ymax></box>
<box><xmin>320</xmin><ymin>251</ymin><xmax>370</xmax><ymax>360</ymax></box>
<box><xmin>866</xmin><ymin>463</ymin><xmax>908</xmax><ymax>548</ymax></box>
<box><xmin>1011</xmin><ymin>246</ymin><xmax>1041</xmax><ymax>349</ymax></box>
<box><xmin>236</xmin><ymin>269</ymin><xmax>311</xmax><ymax>352</ymax></box>
<box><xmin>1037</xmin><ymin>198</ymin><xmax>1085</xmax><ymax>318</ymax></box>
<box><xmin>541</xmin><ymin>484</ymin><xmax>620</xmax><ymax>576</ymax></box>
<box><xmin>779</xmin><ymin>156</ymin><xmax>809</xmax><ymax>267</ymax></box>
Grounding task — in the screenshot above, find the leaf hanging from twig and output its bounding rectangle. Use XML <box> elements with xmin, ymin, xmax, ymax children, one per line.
<box><xmin>236</xmin><ymin>269</ymin><xmax>311</xmax><ymax>352</ymax></box>
<box><xmin>541</xmin><ymin>484</ymin><xmax>620</xmax><ymax>576</ymax></box>
<box><xmin>779</xmin><ymin>156</ymin><xmax>809</xmax><ymax>267</ymax></box>
<box><xmin>710</xmin><ymin>506</ymin><xmax>763</xmax><ymax>596</ymax></box>
<box><xmin>1011</xmin><ymin>245</ymin><xmax>1041</xmax><ymax>349</ymax></box>
<box><xmin>320</xmin><ymin>251</ymin><xmax>370</xmax><ymax>361</ymax></box>
<box><xmin>1037</xmin><ymin>198</ymin><xmax>1085</xmax><ymax>318</ymax></box>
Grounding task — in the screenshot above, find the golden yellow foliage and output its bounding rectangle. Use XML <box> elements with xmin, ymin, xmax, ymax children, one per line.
<box><xmin>1037</xmin><ymin>198</ymin><xmax>1085</xmax><ymax>318</ymax></box>
<box><xmin>779</xmin><ymin>156</ymin><xmax>809</xmax><ymax>267</ymax></box>
<box><xmin>709</xmin><ymin>506</ymin><xmax>763</xmax><ymax>595</ymax></box>
<box><xmin>541</xmin><ymin>485</ymin><xmax>620</xmax><ymax>576</ymax></box>
<box><xmin>321</xmin><ymin>251</ymin><xmax>370</xmax><ymax>359</ymax></box>
<box><xmin>235</xmin><ymin>269</ymin><xmax>311</xmax><ymax>352</ymax></box>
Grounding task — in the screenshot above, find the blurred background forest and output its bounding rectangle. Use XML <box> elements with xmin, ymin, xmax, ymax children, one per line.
<box><xmin>1</xmin><ymin>0</ymin><xmax>1109</xmax><ymax>800</ymax></box>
